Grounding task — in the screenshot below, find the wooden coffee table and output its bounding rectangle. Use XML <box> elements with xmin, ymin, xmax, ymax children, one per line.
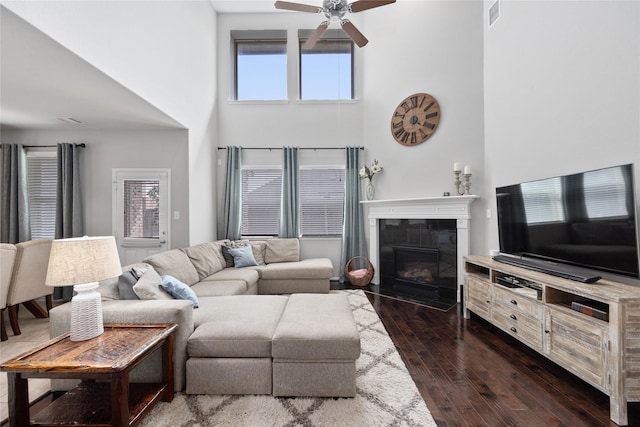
<box><xmin>1</xmin><ymin>323</ymin><xmax>177</xmax><ymax>427</ymax></box>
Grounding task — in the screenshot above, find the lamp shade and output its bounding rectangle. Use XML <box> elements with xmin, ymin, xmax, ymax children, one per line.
<box><xmin>46</xmin><ymin>236</ymin><xmax>122</xmax><ymax>287</ymax></box>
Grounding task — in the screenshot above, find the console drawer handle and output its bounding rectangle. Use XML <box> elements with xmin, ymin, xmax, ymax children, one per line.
<box><xmin>510</xmin><ymin>314</ymin><xmax>517</xmax><ymax>320</ymax></box>
<box><xmin>510</xmin><ymin>299</ymin><xmax>518</xmax><ymax>305</ymax></box>
<box><xmin>510</xmin><ymin>327</ymin><xmax>517</xmax><ymax>333</ymax></box>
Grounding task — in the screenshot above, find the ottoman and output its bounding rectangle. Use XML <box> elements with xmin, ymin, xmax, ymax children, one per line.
<box><xmin>186</xmin><ymin>295</ymin><xmax>289</xmax><ymax>395</ymax></box>
<box><xmin>271</xmin><ymin>293</ymin><xmax>361</xmax><ymax>397</ymax></box>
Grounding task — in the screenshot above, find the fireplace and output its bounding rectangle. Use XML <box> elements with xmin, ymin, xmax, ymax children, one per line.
<box><xmin>362</xmin><ymin>196</ymin><xmax>478</xmax><ymax>303</ymax></box>
<box><xmin>380</xmin><ymin>219</ymin><xmax>457</xmax><ymax>297</ymax></box>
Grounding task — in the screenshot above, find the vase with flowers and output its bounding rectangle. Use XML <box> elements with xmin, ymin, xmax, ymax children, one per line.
<box><xmin>359</xmin><ymin>159</ymin><xmax>383</xmax><ymax>201</ymax></box>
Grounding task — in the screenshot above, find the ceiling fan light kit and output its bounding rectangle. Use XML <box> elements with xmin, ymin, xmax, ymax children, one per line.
<box><xmin>275</xmin><ymin>0</ymin><xmax>396</xmax><ymax>48</ymax></box>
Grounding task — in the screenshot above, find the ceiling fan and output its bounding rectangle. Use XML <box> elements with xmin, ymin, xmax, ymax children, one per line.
<box><xmin>274</xmin><ymin>0</ymin><xmax>396</xmax><ymax>49</ymax></box>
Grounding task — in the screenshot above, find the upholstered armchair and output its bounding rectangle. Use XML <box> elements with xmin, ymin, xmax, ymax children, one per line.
<box><xmin>6</xmin><ymin>239</ymin><xmax>53</xmax><ymax>336</ymax></box>
<box><xmin>0</xmin><ymin>243</ymin><xmax>17</xmax><ymax>341</ymax></box>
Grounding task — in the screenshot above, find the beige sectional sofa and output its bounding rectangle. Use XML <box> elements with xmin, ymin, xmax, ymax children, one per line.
<box><xmin>49</xmin><ymin>238</ymin><xmax>361</xmax><ymax>397</ymax></box>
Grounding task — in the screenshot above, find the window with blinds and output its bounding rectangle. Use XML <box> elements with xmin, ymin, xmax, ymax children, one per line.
<box><xmin>241</xmin><ymin>168</ymin><xmax>281</xmax><ymax>236</ymax></box>
<box><xmin>300</xmin><ymin>167</ymin><xmax>345</xmax><ymax>236</ymax></box>
<box><xmin>584</xmin><ymin>166</ymin><xmax>629</xmax><ymax>219</ymax></box>
<box><xmin>123</xmin><ymin>180</ymin><xmax>160</xmax><ymax>239</ymax></box>
<box><xmin>26</xmin><ymin>150</ymin><xmax>57</xmax><ymax>239</ymax></box>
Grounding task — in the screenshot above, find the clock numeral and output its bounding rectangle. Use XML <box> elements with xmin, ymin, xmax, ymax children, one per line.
<box><xmin>394</xmin><ymin>127</ymin><xmax>406</xmax><ymax>139</ymax></box>
<box><xmin>418</xmin><ymin>96</ymin><xmax>426</xmax><ymax>108</ymax></box>
<box><xmin>425</xmin><ymin>111</ymin><xmax>438</xmax><ymax>120</ymax></box>
<box><xmin>401</xmin><ymin>102</ymin><xmax>411</xmax><ymax>113</ymax></box>
<box><xmin>410</xmin><ymin>132</ymin><xmax>417</xmax><ymax>144</ymax></box>
<box><xmin>422</xmin><ymin>121</ymin><xmax>435</xmax><ymax>130</ymax></box>
<box><xmin>423</xmin><ymin>101</ymin><xmax>435</xmax><ymax>112</ymax></box>
<box><xmin>410</xmin><ymin>95</ymin><xmax>418</xmax><ymax>109</ymax></box>
<box><xmin>392</xmin><ymin>121</ymin><xmax>403</xmax><ymax>129</ymax></box>
<box><xmin>419</xmin><ymin>129</ymin><xmax>428</xmax><ymax>139</ymax></box>
<box><xmin>393</xmin><ymin>111</ymin><xmax>405</xmax><ymax>119</ymax></box>
<box><xmin>401</xmin><ymin>131</ymin><xmax>410</xmax><ymax>144</ymax></box>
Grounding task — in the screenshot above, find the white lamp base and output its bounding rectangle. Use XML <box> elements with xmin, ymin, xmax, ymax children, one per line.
<box><xmin>70</xmin><ymin>282</ymin><xmax>104</xmax><ymax>341</ymax></box>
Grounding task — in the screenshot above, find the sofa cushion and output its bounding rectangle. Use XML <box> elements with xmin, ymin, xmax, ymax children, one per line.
<box><xmin>207</xmin><ymin>268</ymin><xmax>260</xmax><ymax>286</ymax></box>
<box><xmin>181</xmin><ymin>242</ymin><xmax>225</xmax><ymax>280</ymax></box>
<box><xmin>133</xmin><ymin>268</ymin><xmax>172</xmax><ymax>300</ymax></box>
<box><xmin>188</xmin><ymin>295</ymin><xmax>289</xmax><ymax>357</ymax></box>
<box><xmin>160</xmin><ymin>275</ymin><xmax>199</xmax><ymax>308</ymax></box>
<box><xmin>265</xmin><ymin>238</ymin><xmax>300</xmax><ymax>263</ymax></box>
<box><xmin>228</xmin><ymin>246</ymin><xmax>259</xmax><ymax>268</ymax></box>
<box><xmin>191</xmin><ymin>280</ymin><xmax>248</xmax><ymax>297</ymax></box>
<box><xmin>260</xmin><ymin>258</ymin><xmax>333</xmax><ymax>280</ymax></box>
<box><xmin>250</xmin><ymin>241</ymin><xmax>267</xmax><ymax>265</ymax></box>
<box><xmin>144</xmin><ymin>249</ymin><xmax>200</xmax><ymax>286</ymax></box>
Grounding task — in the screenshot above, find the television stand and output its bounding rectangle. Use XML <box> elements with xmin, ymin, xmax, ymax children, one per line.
<box><xmin>464</xmin><ymin>255</ymin><xmax>640</xmax><ymax>426</ymax></box>
<box><xmin>492</xmin><ymin>254</ymin><xmax>601</xmax><ymax>283</ymax></box>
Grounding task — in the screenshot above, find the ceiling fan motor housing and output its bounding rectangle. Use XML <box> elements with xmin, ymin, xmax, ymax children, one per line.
<box><xmin>323</xmin><ymin>0</ymin><xmax>348</xmax><ymax>19</ymax></box>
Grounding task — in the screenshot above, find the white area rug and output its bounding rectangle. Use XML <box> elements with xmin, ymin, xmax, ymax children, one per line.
<box><xmin>141</xmin><ymin>289</ymin><xmax>436</xmax><ymax>426</ymax></box>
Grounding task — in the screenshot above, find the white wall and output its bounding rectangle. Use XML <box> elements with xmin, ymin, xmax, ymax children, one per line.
<box><xmin>216</xmin><ymin>1</ymin><xmax>486</xmax><ymax>270</ymax></box>
<box><xmin>3</xmin><ymin>0</ymin><xmax>218</xmax><ymax>245</ymax></box>
<box><xmin>483</xmin><ymin>0</ymin><xmax>640</xmax><ymax>256</ymax></box>
<box><xmin>1</xmin><ymin>128</ymin><xmax>191</xmax><ymax>249</ymax></box>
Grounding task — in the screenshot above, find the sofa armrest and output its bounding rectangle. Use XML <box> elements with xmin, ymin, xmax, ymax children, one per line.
<box><xmin>49</xmin><ymin>299</ymin><xmax>194</xmax><ymax>392</ymax></box>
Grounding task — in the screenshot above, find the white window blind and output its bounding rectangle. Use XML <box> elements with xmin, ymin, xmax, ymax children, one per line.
<box><xmin>241</xmin><ymin>168</ymin><xmax>281</xmax><ymax>236</ymax></box>
<box><xmin>123</xmin><ymin>180</ymin><xmax>160</xmax><ymax>239</ymax></box>
<box><xmin>26</xmin><ymin>150</ymin><xmax>57</xmax><ymax>239</ymax></box>
<box><xmin>300</xmin><ymin>167</ymin><xmax>345</xmax><ymax>236</ymax></box>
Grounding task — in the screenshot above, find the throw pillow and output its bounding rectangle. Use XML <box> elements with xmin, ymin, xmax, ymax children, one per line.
<box><xmin>250</xmin><ymin>241</ymin><xmax>267</xmax><ymax>265</ymax></box>
<box><xmin>228</xmin><ymin>245</ymin><xmax>259</xmax><ymax>268</ymax></box>
<box><xmin>265</xmin><ymin>238</ymin><xmax>300</xmax><ymax>263</ymax></box>
<box><xmin>132</xmin><ymin>268</ymin><xmax>172</xmax><ymax>300</ymax></box>
<box><xmin>160</xmin><ymin>275</ymin><xmax>199</xmax><ymax>308</ymax></box>
<box><xmin>118</xmin><ymin>271</ymin><xmax>140</xmax><ymax>300</ymax></box>
<box><xmin>221</xmin><ymin>239</ymin><xmax>250</xmax><ymax>268</ymax></box>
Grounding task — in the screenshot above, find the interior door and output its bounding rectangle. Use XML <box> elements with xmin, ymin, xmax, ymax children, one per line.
<box><xmin>112</xmin><ymin>169</ymin><xmax>170</xmax><ymax>266</ymax></box>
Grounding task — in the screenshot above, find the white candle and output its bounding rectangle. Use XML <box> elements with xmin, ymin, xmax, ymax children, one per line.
<box><xmin>454</xmin><ymin>162</ymin><xmax>461</xmax><ymax>172</ymax></box>
<box><xmin>464</xmin><ymin>165</ymin><xmax>471</xmax><ymax>174</ymax></box>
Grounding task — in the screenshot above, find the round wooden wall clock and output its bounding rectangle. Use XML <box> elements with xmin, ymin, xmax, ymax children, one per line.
<box><xmin>391</xmin><ymin>93</ymin><xmax>441</xmax><ymax>146</ymax></box>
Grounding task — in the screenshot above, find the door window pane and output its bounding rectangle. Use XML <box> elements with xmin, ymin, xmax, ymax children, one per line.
<box><xmin>123</xmin><ymin>180</ymin><xmax>159</xmax><ymax>239</ymax></box>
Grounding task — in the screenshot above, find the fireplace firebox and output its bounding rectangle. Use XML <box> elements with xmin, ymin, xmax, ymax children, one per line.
<box><xmin>379</xmin><ymin>219</ymin><xmax>457</xmax><ymax>299</ymax></box>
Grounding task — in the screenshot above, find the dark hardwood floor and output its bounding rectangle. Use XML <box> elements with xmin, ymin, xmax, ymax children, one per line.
<box><xmin>364</xmin><ymin>291</ymin><xmax>640</xmax><ymax>427</ymax></box>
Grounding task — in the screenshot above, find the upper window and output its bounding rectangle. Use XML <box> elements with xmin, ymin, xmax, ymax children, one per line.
<box><xmin>299</xmin><ymin>30</ymin><xmax>353</xmax><ymax>100</ymax></box>
<box><xmin>26</xmin><ymin>148</ymin><xmax>57</xmax><ymax>239</ymax></box>
<box><xmin>232</xmin><ymin>30</ymin><xmax>287</xmax><ymax>101</ymax></box>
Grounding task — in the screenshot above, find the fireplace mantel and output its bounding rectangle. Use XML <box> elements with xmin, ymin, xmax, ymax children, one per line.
<box><xmin>361</xmin><ymin>195</ymin><xmax>479</xmax><ymax>302</ymax></box>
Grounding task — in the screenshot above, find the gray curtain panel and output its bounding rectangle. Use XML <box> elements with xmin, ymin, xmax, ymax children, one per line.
<box><xmin>0</xmin><ymin>144</ymin><xmax>30</xmax><ymax>243</ymax></box>
<box><xmin>55</xmin><ymin>143</ymin><xmax>85</xmax><ymax>301</ymax></box>
<box><xmin>218</xmin><ymin>146</ymin><xmax>243</xmax><ymax>240</ymax></box>
<box><xmin>279</xmin><ymin>146</ymin><xmax>299</xmax><ymax>238</ymax></box>
<box><xmin>339</xmin><ymin>146</ymin><xmax>368</xmax><ymax>282</ymax></box>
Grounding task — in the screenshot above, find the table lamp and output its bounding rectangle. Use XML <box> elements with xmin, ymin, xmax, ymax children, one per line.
<box><xmin>46</xmin><ymin>236</ymin><xmax>122</xmax><ymax>341</ymax></box>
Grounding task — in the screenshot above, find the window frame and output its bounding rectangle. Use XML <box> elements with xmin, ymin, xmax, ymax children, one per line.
<box><xmin>298</xmin><ymin>29</ymin><xmax>355</xmax><ymax>101</ymax></box>
<box><xmin>231</xmin><ymin>30</ymin><xmax>288</xmax><ymax>101</ymax></box>
<box><xmin>25</xmin><ymin>147</ymin><xmax>57</xmax><ymax>239</ymax></box>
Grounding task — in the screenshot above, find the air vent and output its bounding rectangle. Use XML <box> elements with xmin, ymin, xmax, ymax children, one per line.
<box><xmin>489</xmin><ymin>0</ymin><xmax>500</xmax><ymax>28</ymax></box>
<box><xmin>57</xmin><ymin>117</ymin><xmax>83</xmax><ymax>124</ymax></box>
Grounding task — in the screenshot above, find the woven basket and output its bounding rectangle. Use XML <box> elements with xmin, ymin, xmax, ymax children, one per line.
<box><xmin>345</xmin><ymin>256</ymin><xmax>375</xmax><ymax>287</ymax></box>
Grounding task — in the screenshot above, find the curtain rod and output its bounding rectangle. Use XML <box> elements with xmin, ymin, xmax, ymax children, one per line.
<box><xmin>217</xmin><ymin>146</ymin><xmax>363</xmax><ymax>151</ymax></box>
<box><xmin>21</xmin><ymin>143</ymin><xmax>86</xmax><ymax>149</ymax></box>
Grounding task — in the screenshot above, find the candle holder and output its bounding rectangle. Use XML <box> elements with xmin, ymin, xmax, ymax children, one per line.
<box><xmin>454</xmin><ymin>171</ymin><xmax>472</xmax><ymax>195</ymax></box>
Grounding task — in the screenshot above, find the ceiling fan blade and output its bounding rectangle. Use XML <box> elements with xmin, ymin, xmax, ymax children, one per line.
<box><xmin>274</xmin><ymin>1</ymin><xmax>322</xmax><ymax>13</ymax></box>
<box><xmin>348</xmin><ymin>0</ymin><xmax>396</xmax><ymax>13</ymax></box>
<box><xmin>341</xmin><ymin>20</ymin><xmax>369</xmax><ymax>47</ymax></box>
<box><xmin>303</xmin><ymin>22</ymin><xmax>329</xmax><ymax>50</ymax></box>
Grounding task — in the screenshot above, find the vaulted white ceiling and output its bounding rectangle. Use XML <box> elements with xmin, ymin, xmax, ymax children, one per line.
<box><xmin>0</xmin><ymin>6</ymin><xmax>185</xmax><ymax>130</ymax></box>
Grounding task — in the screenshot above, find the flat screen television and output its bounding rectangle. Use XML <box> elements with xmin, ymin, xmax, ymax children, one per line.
<box><xmin>495</xmin><ymin>164</ymin><xmax>640</xmax><ymax>282</ymax></box>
